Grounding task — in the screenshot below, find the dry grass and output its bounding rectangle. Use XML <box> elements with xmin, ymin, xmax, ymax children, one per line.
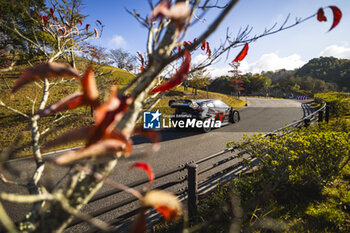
<box><xmin>0</xmin><ymin>66</ymin><xmax>246</xmax><ymax>158</ymax></box>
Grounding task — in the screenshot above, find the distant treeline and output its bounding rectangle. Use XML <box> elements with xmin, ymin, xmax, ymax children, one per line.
<box><xmin>206</xmin><ymin>56</ymin><xmax>349</xmax><ymax>97</ymax></box>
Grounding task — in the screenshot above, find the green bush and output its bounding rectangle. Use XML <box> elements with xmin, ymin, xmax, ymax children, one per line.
<box><xmin>314</xmin><ymin>92</ymin><xmax>350</xmax><ymax>118</ymax></box>
<box><xmin>225</xmin><ymin>121</ymin><xmax>350</xmax><ymax>232</ymax></box>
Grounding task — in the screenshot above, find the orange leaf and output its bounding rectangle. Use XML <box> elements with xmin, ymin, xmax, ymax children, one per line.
<box><xmin>12</xmin><ymin>62</ymin><xmax>80</xmax><ymax>93</ymax></box>
<box><xmin>131</xmin><ymin>162</ymin><xmax>154</xmax><ymax>183</ymax></box>
<box><xmin>94</xmin><ymin>28</ymin><xmax>98</xmax><ymax>38</ymax></box>
<box><xmin>80</xmin><ymin>67</ymin><xmax>99</xmax><ymax>107</ymax></box>
<box><xmin>317</xmin><ymin>8</ymin><xmax>327</xmax><ymax>22</ymax></box>
<box><xmin>233</xmin><ymin>43</ymin><xmax>249</xmax><ymax>62</ymax></box>
<box><xmin>55</xmin><ymin>138</ymin><xmax>127</xmax><ymax>165</ymax></box>
<box><xmin>328</xmin><ymin>6</ymin><xmax>342</xmax><ymax>31</ymax></box>
<box><xmin>89</xmin><ymin>87</ymin><xmax>132</xmax><ymax>146</ymax></box>
<box><xmin>150</xmin><ymin>50</ymin><xmax>191</xmax><ymax>93</ymax></box>
<box><xmin>37</xmin><ymin>93</ymin><xmax>84</xmax><ymax>117</ymax></box>
<box><xmin>143</xmin><ymin>190</ymin><xmax>182</xmax><ymax>221</ymax></box>
<box><xmin>36</xmin><ymin>68</ymin><xmax>99</xmax><ymax>116</ymax></box>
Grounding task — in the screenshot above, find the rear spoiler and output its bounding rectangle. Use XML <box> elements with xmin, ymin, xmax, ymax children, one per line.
<box><xmin>169</xmin><ymin>99</ymin><xmax>199</xmax><ymax>108</ymax></box>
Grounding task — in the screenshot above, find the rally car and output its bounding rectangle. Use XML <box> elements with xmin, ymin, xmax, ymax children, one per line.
<box><xmin>168</xmin><ymin>99</ymin><xmax>240</xmax><ymax>132</ymax></box>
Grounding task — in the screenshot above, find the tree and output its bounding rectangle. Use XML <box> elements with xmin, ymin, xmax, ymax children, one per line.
<box><xmin>229</xmin><ymin>62</ymin><xmax>244</xmax><ymax>97</ymax></box>
<box><xmin>0</xmin><ymin>1</ymin><xmax>102</xmax><ymax>230</ymax></box>
<box><xmin>109</xmin><ymin>48</ymin><xmax>137</xmax><ymax>70</ymax></box>
<box><xmin>0</xmin><ymin>1</ymin><xmax>343</xmax><ymax>232</ymax></box>
<box><xmin>242</xmin><ymin>73</ymin><xmax>271</xmax><ymax>95</ymax></box>
<box><xmin>188</xmin><ymin>69</ymin><xmax>210</xmax><ymax>96</ymax></box>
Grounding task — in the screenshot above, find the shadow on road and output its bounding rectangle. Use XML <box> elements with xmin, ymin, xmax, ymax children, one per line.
<box><xmin>132</xmin><ymin>128</ymin><xmax>202</xmax><ymax>145</ymax></box>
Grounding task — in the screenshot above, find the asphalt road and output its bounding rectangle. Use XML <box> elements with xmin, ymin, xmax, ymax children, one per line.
<box><xmin>0</xmin><ymin>98</ymin><xmax>306</xmax><ymax>232</ymax></box>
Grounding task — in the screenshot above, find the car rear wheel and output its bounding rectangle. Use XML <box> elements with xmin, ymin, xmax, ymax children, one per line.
<box><xmin>231</xmin><ymin>110</ymin><xmax>240</xmax><ymax>123</ymax></box>
<box><xmin>202</xmin><ymin>119</ymin><xmax>212</xmax><ymax>133</ymax></box>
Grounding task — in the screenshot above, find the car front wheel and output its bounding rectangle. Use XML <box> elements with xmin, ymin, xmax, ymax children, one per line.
<box><xmin>230</xmin><ymin>110</ymin><xmax>240</xmax><ymax>123</ymax></box>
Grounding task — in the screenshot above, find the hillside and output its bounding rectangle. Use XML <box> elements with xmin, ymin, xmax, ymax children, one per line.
<box><xmin>206</xmin><ymin>56</ymin><xmax>349</xmax><ymax>97</ymax></box>
<box><xmin>0</xmin><ymin>64</ymin><xmax>246</xmax><ymax>157</ymax></box>
<box><xmin>295</xmin><ymin>56</ymin><xmax>350</xmax><ymax>91</ymax></box>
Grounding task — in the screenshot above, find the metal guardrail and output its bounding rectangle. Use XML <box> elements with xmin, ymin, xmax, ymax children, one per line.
<box><xmin>68</xmin><ymin>102</ymin><xmax>329</xmax><ymax>232</ymax></box>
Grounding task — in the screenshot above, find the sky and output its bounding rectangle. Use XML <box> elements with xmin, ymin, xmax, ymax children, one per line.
<box><xmin>80</xmin><ymin>0</ymin><xmax>350</xmax><ymax>77</ymax></box>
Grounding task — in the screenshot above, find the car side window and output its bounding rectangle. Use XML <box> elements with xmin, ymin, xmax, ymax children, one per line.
<box><xmin>206</xmin><ymin>102</ymin><xmax>214</xmax><ymax>108</ymax></box>
<box><xmin>214</xmin><ymin>100</ymin><xmax>228</xmax><ymax>108</ymax></box>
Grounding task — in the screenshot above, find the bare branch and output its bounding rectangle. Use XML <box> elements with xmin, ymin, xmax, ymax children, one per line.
<box><xmin>0</xmin><ymin>174</ymin><xmax>26</xmax><ymax>187</ymax></box>
<box><xmin>0</xmin><ymin>100</ymin><xmax>29</xmax><ymax>118</ymax></box>
<box><xmin>0</xmin><ymin>201</ymin><xmax>18</xmax><ymax>233</ymax></box>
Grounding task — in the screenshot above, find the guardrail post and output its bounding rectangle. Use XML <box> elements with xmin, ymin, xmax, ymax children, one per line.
<box><xmin>187</xmin><ymin>163</ymin><xmax>198</xmax><ymax>220</ymax></box>
<box><xmin>325</xmin><ymin>103</ymin><xmax>330</xmax><ymax>123</ymax></box>
<box><xmin>304</xmin><ymin>118</ymin><xmax>310</xmax><ymax>127</ymax></box>
<box><xmin>318</xmin><ymin>110</ymin><xmax>323</xmax><ymax>122</ymax></box>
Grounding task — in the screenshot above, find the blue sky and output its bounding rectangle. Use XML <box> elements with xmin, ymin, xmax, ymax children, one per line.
<box><xmin>81</xmin><ymin>0</ymin><xmax>350</xmax><ymax>77</ymax></box>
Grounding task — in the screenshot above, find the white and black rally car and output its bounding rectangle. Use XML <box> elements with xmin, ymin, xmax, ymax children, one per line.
<box><xmin>168</xmin><ymin>99</ymin><xmax>240</xmax><ymax>132</ymax></box>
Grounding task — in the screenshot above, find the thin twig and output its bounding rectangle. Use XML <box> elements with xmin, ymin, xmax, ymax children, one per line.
<box><xmin>0</xmin><ymin>100</ymin><xmax>29</xmax><ymax>118</ymax></box>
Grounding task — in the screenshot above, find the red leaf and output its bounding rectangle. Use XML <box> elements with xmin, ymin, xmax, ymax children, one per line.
<box><xmin>80</xmin><ymin>67</ymin><xmax>99</xmax><ymax>107</ymax></box>
<box><xmin>60</xmin><ymin>28</ymin><xmax>66</xmax><ymax>35</ymax></box>
<box><xmin>42</xmin><ymin>15</ymin><xmax>48</xmax><ymax>24</ymax></box>
<box><xmin>233</xmin><ymin>43</ymin><xmax>249</xmax><ymax>62</ymax></box>
<box><xmin>76</xmin><ymin>19</ymin><xmax>82</xmax><ymax>26</ymax></box>
<box><xmin>36</xmin><ymin>68</ymin><xmax>99</xmax><ymax>117</ymax></box>
<box><xmin>140</xmin><ymin>66</ymin><xmax>144</xmax><ymax>72</ymax></box>
<box><xmin>50</xmin><ymin>8</ymin><xmax>55</xmax><ymax>18</ymax></box>
<box><xmin>85</xmin><ymin>24</ymin><xmax>90</xmax><ymax>31</ymax></box>
<box><xmin>89</xmin><ymin>87</ymin><xmax>132</xmax><ymax>146</ymax></box>
<box><xmin>328</xmin><ymin>6</ymin><xmax>342</xmax><ymax>31</ymax></box>
<box><xmin>317</xmin><ymin>8</ymin><xmax>327</xmax><ymax>22</ymax></box>
<box><xmin>37</xmin><ymin>93</ymin><xmax>84</xmax><ymax>117</ymax></box>
<box><xmin>131</xmin><ymin>162</ymin><xmax>154</xmax><ymax>183</ymax></box>
<box><xmin>137</xmin><ymin>51</ymin><xmax>144</xmax><ymax>67</ymax></box>
<box><xmin>12</xmin><ymin>62</ymin><xmax>80</xmax><ymax>93</ymax></box>
<box><xmin>93</xmin><ymin>87</ymin><xmax>119</xmax><ymax>126</ymax></box>
<box><xmin>183</xmin><ymin>41</ymin><xmax>192</xmax><ymax>48</ymax></box>
<box><xmin>150</xmin><ymin>50</ymin><xmax>191</xmax><ymax>93</ymax></box>
<box><xmin>134</xmin><ymin>127</ymin><xmax>160</xmax><ymax>152</ymax></box>
<box><xmin>207</xmin><ymin>48</ymin><xmax>211</xmax><ymax>57</ymax></box>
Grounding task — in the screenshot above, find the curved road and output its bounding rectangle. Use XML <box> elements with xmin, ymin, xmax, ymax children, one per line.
<box><xmin>0</xmin><ymin>98</ymin><xmax>305</xmax><ymax>231</ymax></box>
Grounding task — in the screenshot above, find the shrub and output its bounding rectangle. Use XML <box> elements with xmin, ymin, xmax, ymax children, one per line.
<box><xmin>314</xmin><ymin>92</ymin><xmax>350</xmax><ymax>118</ymax></box>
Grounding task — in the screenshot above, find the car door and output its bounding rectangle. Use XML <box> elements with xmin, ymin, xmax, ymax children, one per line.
<box><xmin>214</xmin><ymin>100</ymin><xmax>230</xmax><ymax>122</ymax></box>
